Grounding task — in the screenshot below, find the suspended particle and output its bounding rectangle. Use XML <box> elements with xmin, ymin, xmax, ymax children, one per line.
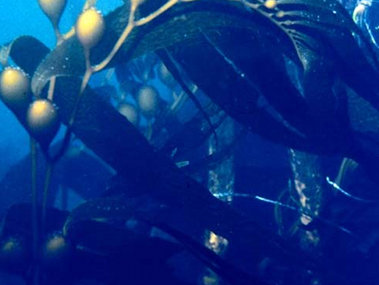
<box><xmin>264</xmin><ymin>0</ymin><xmax>277</xmax><ymax>9</ymax></box>
<box><xmin>41</xmin><ymin>233</ymin><xmax>72</xmax><ymax>272</ymax></box>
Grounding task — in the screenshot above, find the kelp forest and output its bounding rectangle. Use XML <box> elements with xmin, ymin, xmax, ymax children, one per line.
<box><xmin>0</xmin><ymin>0</ymin><xmax>379</xmax><ymax>284</ymax></box>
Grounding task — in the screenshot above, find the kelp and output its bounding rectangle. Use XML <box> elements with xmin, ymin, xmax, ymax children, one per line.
<box><xmin>6</xmin><ymin>36</ymin><xmax>50</xmax><ymax>76</ymax></box>
<box><xmin>157</xmin><ymin>102</ymin><xmax>226</xmax><ymax>159</ymax></box>
<box><xmin>30</xmin><ymin>0</ymin><xmax>289</xmax><ymax>94</ymax></box>
<box><xmin>28</xmin><ymin>0</ymin><xmax>379</xmax><ymax>157</ymax></box>
<box><xmin>64</xmin><ymin>196</ymin><xmax>266</xmax><ymax>285</ymax></box>
<box><xmin>5</xmin><ymin>0</ymin><xmax>379</xmax><ymax>284</ymax></box>
<box><xmin>0</xmin><ymin>142</ymin><xmax>113</xmax><ymax>216</ymax></box>
<box><xmin>0</xmin><ymin>204</ymin><xmax>191</xmax><ymax>285</ymax></box>
<box><xmin>25</xmin><ymin>74</ymin><xmax>319</xmax><ymax>283</ymax></box>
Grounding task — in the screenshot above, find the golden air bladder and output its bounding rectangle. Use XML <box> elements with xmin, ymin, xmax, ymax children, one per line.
<box><xmin>38</xmin><ymin>0</ymin><xmax>67</xmax><ymax>41</ymax></box>
<box><xmin>66</xmin><ymin>7</ymin><xmax>105</xmax><ymax>131</ymax></box>
<box><xmin>0</xmin><ymin>237</ymin><xmax>27</xmax><ymax>269</ymax></box>
<box><xmin>41</xmin><ymin>233</ymin><xmax>72</xmax><ymax>268</ymax></box>
<box><xmin>26</xmin><ymin>99</ymin><xmax>60</xmax><ymax>147</ymax></box>
<box><xmin>118</xmin><ymin>103</ymin><xmax>140</xmax><ymax>126</ymax></box>
<box><xmin>38</xmin><ymin>0</ymin><xmax>67</xmax><ymax>25</ymax></box>
<box><xmin>0</xmin><ymin>67</ymin><xmax>30</xmax><ymax>114</ymax></box>
<box><xmin>76</xmin><ymin>8</ymin><xmax>105</xmax><ymax>51</ymax></box>
<box><xmin>264</xmin><ymin>0</ymin><xmax>277</xmax><ymax>9</ymax></box>
<box><xmin>136</xmin><ymin>85</ymin><xmax>160</xmax><ymax>118</ymax></box>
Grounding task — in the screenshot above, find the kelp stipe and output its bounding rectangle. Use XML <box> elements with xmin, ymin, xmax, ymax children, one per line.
<box><xmin>66</xmin><ymin>7</ymin><xmax>105</xmax><ymax>128</ymax></box>
<box><xmin>38</xmin><ymin>0</ymin><xmax>67</xmax><ymax>43</ymax></box>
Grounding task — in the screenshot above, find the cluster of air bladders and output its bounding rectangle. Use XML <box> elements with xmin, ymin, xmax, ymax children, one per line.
<box><xmin>115</xmin><ymin>60</ymin><xmax>173</xmax><ymax>132</ymax></box>
<box><xmin>0</xmin><ymin>0</ymin><xmax>181</xmax><ymax>282</ymax></box>
<box><xmin>0</xmin><ymin>0</ymin><xmax>106</xmax><ymax>282</ymax></box>
<box><xmin>0</xmin><ymin>1</ymin><xmax>105</xmax><ymax>148</ymax></box>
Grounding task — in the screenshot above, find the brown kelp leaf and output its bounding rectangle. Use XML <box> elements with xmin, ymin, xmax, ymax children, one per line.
<box><xmin>63</xmin><ymin>195</ymin><xmax>162</xmax><ymax>234</ymax></box>
<box><xmin>30</xmin><ymin>0</ymin><xmax>286</xmax><ymax>95</ymax></box>
<box><xmin>32</xmin><ymin>37</ymin><xmax>85</xmax><ymax>95</ymax></box>
<box><xmin>0</xmin><ymin>36</ymin><xmax>50</xmax><ymax>75</ymax></box>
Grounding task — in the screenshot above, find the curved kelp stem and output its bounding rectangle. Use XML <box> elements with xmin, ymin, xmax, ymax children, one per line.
<box><xmin>157</xmin><ymin>49</ymin><xmax>218</xmax><ymax>143</ymax></box>
<box><xmin>39</xmin><ymin>128</ymin><xmax>73</xmax><ymax>234</ymax></box>
<box><xmin>92</xmin><ymin>0</ymin><xmax>190</xmax><ymax>72</ymax></box>
<box><xmin>47</xmin><ymin>76</ymin><xmax>56</xmax><ymax>101</ymax></box>
<box><xmin>62</xmin><ymin>0</ymin><xmax>160</xmax><ymax>135</ymax></box>
<box><xmin>41</xmin><ymin>160</ymin><xmax>54</xmax><ymax>235</ymax></box>
<box><xmin>67</xmin><ymin>51</ymin><xmax>93</xmax><ymax>127</ymax></box>
<box><xmin>30</xmin><ymin>138</ymin><xmax>39</xmax><ymax>285</ymax></box>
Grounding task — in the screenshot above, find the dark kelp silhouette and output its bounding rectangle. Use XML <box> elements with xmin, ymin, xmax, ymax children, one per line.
<box><xmin>2</xmin><ymin>0</ymin><xmax>379</xmax><ymax>284</ymax></box>
<box><xmin>26</xmin><ymin>0</ymin><xmax>379</xmax><ymax>170</ymax></box>
<box><xmin>0</xmin><ymin>204</ymin><xmax>193</xmax><ymax>285</ymax></box>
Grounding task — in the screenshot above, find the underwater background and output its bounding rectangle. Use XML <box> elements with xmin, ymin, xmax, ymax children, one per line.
<box><xmin>1</xmin><ymin>0</ymin><xmax>379</xmax><ymax>284</ymax></box>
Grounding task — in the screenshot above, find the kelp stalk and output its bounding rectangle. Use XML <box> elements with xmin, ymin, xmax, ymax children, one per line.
<box><xmin>30</xmin><ymin>137</ymin><xmax>39</xmax><ymax>285</ymax></box>
<box><xmin>41</xmin><ymin>161</ymin><xmax>54</xmax><ymax>235</ymax></box>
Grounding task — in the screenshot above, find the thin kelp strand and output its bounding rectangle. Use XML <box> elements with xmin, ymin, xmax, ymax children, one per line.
<box><xmin>275</xmin><ymin>11</ymin><xmax>345</xmax><ymax>30</ymax></box>
<box><xmin>254</xmin><ymin>94</ymin><xmax>306</xmax><ymax>138</ymax></box>
<box><xmin>41</xmin><ymin>161</ymin><xmax>54</xmax><ymax>235</ymax></box>
<box><xmin>202</xmin><ymin>33</ymin><xmax>247</xmax><ymax>80</ymax></box>
<box><xmin>255</xmin><ymin>195</ymin><xmax>298</xmax><ymax>210</ymax></box>
<box><xmin>280</xmin><ymin>20</ymin><xmax>341</xmax><ymax>35</ymax></box>
<box><xmin>200</xmin><ymin>30</ymin><xmax>302</xmax><ymax>134</ymax></box>
<box><xmin>291</xmin><ymin>33</ymin><xmax>318</xmax><ymax>52</ymax></box>
<box><xmin>318</xmin><ymin>217</ymin><xmax>355</xmax><ymax>237</ymax></box>
<box><xmin>239</xmin><ymin>0</ymin><xmax>315</xmax><ymax>69</ymax></box>
<box><xmin>134</xmin><ymin>0</ymin><xmax>183</xmax><ymax>26</ymax></box>
<box><xmin>92</xmin><ymin>11</ymin><xmax>135</xmax><ymax>72</ymax></box>
<box><xmin>254</xmin><ymin>194</ymin><xmax>356</xmax><ymax>237</ymax></box>
<box><xmin>278</xmin><ymin>1</ymin><xmax>379</xmax><ymax>69</ymax></box>
<box><xmin>47</xmin><ymin>76</ymin><xmax>56</xmax><ymax>100</ymax></box>
<box><xmin>277</xmin><ymin>1</ymin><xmax>379</xmax><ymax>69</ymax></box>
<box><xmin>326</xmin><ymin>177</ymin><xmax>379</xmax><ymax>203</ymax></box>
<box><xmin>241</xmin><ymin>0</ymin><xmax>378</xmax><ymax>73</ymax></box>
<box><xmin>276</xmin><ymin>2</ymin><xmax>342</xmax><ymax>18</ymax></box>
<box><xmin>93</xmin><ymin>0</ymin><xmax>198</xmax><ymax>72</ymax></box>
<box><xmin>150</xmin><ymin>222</ymin><xmax>261</xmax><ymax>285</ymax></box>
<box><xmin>159</xmin><ymin>49</ymin><xmax>218</xmax><ymax>142</ymax></box>
<box><xmin>364</xmin><ymin>20</ymin><xmax>379</xmax><ymax>48</ymax></box>
<box><xmin>30</xmin><ymin>138</ymin><xmax>40</xmax><ymax>285</ymax></box>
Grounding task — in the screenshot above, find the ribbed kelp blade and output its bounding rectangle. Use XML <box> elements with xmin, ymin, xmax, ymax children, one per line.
<box><xmin>64</xmin><ymin>195</ymin><xmax>270</xmax><ymax>285</ymax></box>
<box><xmin>259</xmin><ymin>0</ymin><xmax>379</xmax><ymax>110</ymax></box>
